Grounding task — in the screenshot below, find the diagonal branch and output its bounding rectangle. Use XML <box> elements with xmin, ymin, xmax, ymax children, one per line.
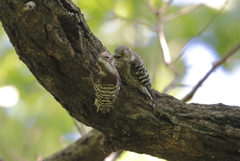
<box><xmin>144</xmin><ymin>0</ymin><xmax>159</xmax><ymax>14</ymax></box>
<box><xmin>165</xmin><ymin>0</ymin><xmax>228</xmax><ymax>93</ymax></box>
<box><xmin>72</xmin><ymin>118</ymin><xmax>87</xmax><ymax>136</ymax></box>
<box><xmin>43</xmin><ymin>130</ymin><xmax>108</xmax><ymax>161</ymax></box>
<box><xmin>182</xmin><ymin>43</ymin><xmax>240</xmax><ymax>102</ymax></box>
<box><xmin>173</xmin><ymin>0</ymin><xmax>229</xmax><ymax>64</ymax></box>
<box><xmin>163</xmin><ymin>3</ymin><xmax>205</xmax><ymax>22</ymax></box>
<box><xmin>104</xmin><ymin>150</ymin><xmax>124</xmax><ymax>161</ymax></box>
<box><xmin>109</xmin><ymin>14</ymin><xmax>157</xmax><ymax>32</ymax></box>
<box><xmin>1</xmin><ymin>0</ymin><xmax>240</xmax><ymax>161</ymax></box>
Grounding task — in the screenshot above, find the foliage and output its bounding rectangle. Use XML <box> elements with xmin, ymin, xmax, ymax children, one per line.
<box><xmin>0</xmin><ymin>0</ymin><xmax>239</xmax><ymax>160</ymax></box>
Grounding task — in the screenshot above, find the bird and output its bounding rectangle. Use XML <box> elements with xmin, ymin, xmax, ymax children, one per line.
<box><xmin>93</xmin><ymin>51</ymin><xmax>121</xmax><ymax>113</ymax></box>
<box><xmin>113</xmin><ymin>45</ymin><xmax>155</xmax><ymax>101</ymax></box>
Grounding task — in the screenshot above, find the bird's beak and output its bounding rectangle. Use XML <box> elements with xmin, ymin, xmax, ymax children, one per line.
<box><xmin>110</xmin><ymin>55</ymin><xmax>113</xmax><ymax>60</ymax></box>
<box><xmin>113</xmin><ymin>54</ymin><xmax>120</xmax><ymax>59</ymax></box>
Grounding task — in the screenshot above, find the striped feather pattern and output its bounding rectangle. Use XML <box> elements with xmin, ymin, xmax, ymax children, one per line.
<box><xmin>132</xmin><ymin>63</ymin><xmax>151</xmax><ymax>87</ymax></box>
<box><xmin>94</xmin><ymin>52</ymin><xmax>121</xmax><ymax>113</ymax></box>
<box><xmin>113</xmin><ymin>45</ymin><xmax>155</xmax><ymax>101</ymax></box>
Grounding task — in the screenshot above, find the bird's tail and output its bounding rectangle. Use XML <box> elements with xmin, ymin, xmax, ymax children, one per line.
<box><xmin>145</xmin><ymin>85</ymin><xmax>156</xmax><ymax>102</ymax></box>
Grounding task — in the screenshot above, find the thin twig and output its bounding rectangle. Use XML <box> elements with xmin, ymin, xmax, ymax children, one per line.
<box><xmin>163</xmin><ymin>65</ymin><xmax>188</xmax><ymax>93</ymax></box>
<box><xmin>88</xmin><ymin>1</ymin><xmax>157</xmax><ymax>32</ymax></box>
<box><xmin>60</xmin><ymin>136</ymin><xmax>68</xmax><ymax>148</ymax></box>
<box><xmin>163</xmin><ymin>3</ymin><xmax>205</xmax><ymax>22</ymax></box>
<box><xmin>145</xmin><ymin>0</ymin><xmax>174</xmax><ymax>69</ymax></box>
<box><xmin>172</xmin><ymin>83</ymin><xmax>193</xmax><ymax>88</ymax></box>
<box><xmin>163</xmin><ymin>74</ymin><xmax>179</xmax><ymax>93</ymax></box>
<box><xmin>157</xmin><ymin>17</ymin><xmax>171</xmax><ymax>64</ymax></box>
<box><xmin>116</xmin><ymin>16</ymin><xmax>157</xmax><ymax>32</ymax></box>
<box><xmin>173</xmin><ymin>0</ymin><xmax>229</xmax><ymax>64</ymax></box>
<box><xmin>181</xmin><ymin>43</ymin><xmax>240</xmax><ymax>102</ymax></box>
<box><xmin>72</xmin><ymin>118</ymin><xmax>87</xmax><ymax>136</ymax></box>
<box><xmin>197</xmin><ymin>0</ymin><xmax>228</xmax><ymax>37</ymax></box>
<box><xmin>161</xmin><ymin>0</ymin><xmax>174</xmax><ymax>14</ymax></box>
<box><xmin>100</xmin><ymin>14</ymin><xmax>157</xmax><ymax>32</ymax></box>
<box><xmin>145</xmin><ymin>0</ymin><xmax>179</xmax><ymax>93</ymax></box>
<box><xmin>155</xmin><ymin>0</ymin><xmax>180</xmax><ymax>93</ymax></box>
<box><xmin>0</xmin><ymin>137</ymin><xmax>29</xmax><ymax>161</ymax></box>
<box><xmin>156</xmin><ymin>0</ymin><xmax>175</xmax><ymax>67</ymax></box>
<box><xmin>0</xmin><ymin>156</ymin><xmax>5</xmax><ymax>161</ymax></box>
<box><xmin>144</xmin><ymin>0</ymin><xmax>159</xmax><ymax>14</ymax></box>
<box><xmin>104</xmin><ymin>150</ymin><xmax>124</xmax><ymax>161</ymax></box>
<box><xmin>225</xmin><ymin>56</ymin><xmax>240</xmax><ymax>63</ymax></box>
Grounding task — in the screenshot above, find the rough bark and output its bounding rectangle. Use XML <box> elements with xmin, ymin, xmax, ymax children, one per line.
<box><xmin>0</xmin><ymin>0</ymin><xmax>240</xmax><ymax>161</ymax></box>
<box><xmin>43</xmin><ymin>129</ymin><xmax>109</xmax><ymax>161</ymax></box>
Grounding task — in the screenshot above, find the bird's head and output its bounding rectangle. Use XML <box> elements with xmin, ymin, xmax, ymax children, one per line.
<box><xmin>113</xmin><ymin>45</ymin><xmax>132</xmax><ymax>64</ymax></box>
<box><xmin>98</xmin><ymin>51</ymin><xmax>113</xmax><ymax>64</ymax></box>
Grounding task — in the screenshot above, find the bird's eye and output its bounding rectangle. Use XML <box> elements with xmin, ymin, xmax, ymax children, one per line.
<box><xmin>105</xmin><ymin>56</ymin><xmax>109</xmax><ymax>59</ymax></box>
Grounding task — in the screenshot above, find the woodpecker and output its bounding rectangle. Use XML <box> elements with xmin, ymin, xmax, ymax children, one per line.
<box><xmin>113</xmin><ymin>45</ymin><xmax>155</xmax><ymax>101</ymax></box>
<box><xmin>93</xmin><ymin>51</ymin><xmax>121</xmax><ymax>113</ymax></box>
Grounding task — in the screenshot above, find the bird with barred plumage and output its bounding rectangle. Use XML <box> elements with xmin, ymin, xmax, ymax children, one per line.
<box><xmin>93</xmin><ymin>51</ymin><xmax>121</xmax><ymax>113</ymax></box>
<box><xmin>113</xmin><ymin>45</ymin><xmax>155</xmax><ymax>101</ymax></box>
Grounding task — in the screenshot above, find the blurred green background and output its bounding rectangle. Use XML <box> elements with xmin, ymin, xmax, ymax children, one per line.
<box><xmin>0</xmin><ymin>0</ymin><xmax>240</xmax><ymax>160</ymax></box>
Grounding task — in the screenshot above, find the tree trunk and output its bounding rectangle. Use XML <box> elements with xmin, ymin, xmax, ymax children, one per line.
<box><xmin>0</xmin><ymin>0</ymin><xmax>239</xmax><ymax>161</ymax></box>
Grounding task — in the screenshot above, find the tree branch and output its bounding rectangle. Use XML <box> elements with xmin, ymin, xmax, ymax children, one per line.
<box><xmin>0</xmin><ymin>0</ymin><xmax>240</xmax><ymax>161</ymax></box>
<box><xmin>173</xmin><ymin>0</ymin><xmax>229</xmax><ymax>64</ymax></box>
<box><xmin>104</xmin><ymin>150</ymin><xmax>124</xmax><ymax>161</ymax></box>
<box><xmin>43</xmin><ymin>130</ymin><xmax>109</xmax><ymax>161</ymax></box>
<box><xmin>72</xmin><ymin>118</ymin><xmax>87</xmax><ymax>136</ymax></box>
<box><xmin>145</xmin><ymin>0</ymin><xmax>180</xmax><ymax>94</ymax></box>
<box><xmin>182</xmin><ymin>43</ymin><xmax>240</xmax><ymax>102</ymax></box>
<box><xmin>163</xmin><ymin>3</ymin><xmax>205</xmax><ymax>22</ymax></box>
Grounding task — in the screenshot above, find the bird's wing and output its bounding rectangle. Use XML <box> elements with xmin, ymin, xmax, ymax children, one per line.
<box><xmin>130</xmin><ymin>52</ymin><xmax>151</xmax><ymax>87</ymax></box>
